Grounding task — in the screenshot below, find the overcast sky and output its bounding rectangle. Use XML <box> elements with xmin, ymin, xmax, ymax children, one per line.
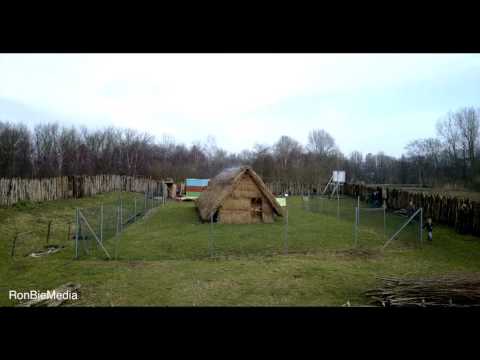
<box><xmin>1</xmin><ymin>53</ymin><xmax>479</xmax><ymax>157</ymax></box>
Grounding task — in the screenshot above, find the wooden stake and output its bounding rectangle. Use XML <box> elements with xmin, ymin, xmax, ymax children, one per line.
<box><xmin>66</xmin><ymin>222</ymin><xmax>71</xmax><ymax>244</ymax></box>
<box><xmin>46</xmin><ymin>220</ymin><xmax>52</xmax><ymax>245</ymax></box>
<box><xmin>11</xmin><ymin>232</ymin><xmax>18</xmax><ymax>257</ymax></box>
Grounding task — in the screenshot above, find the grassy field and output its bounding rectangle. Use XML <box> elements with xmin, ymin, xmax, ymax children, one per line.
<box><xmin>1</xmin><ymin>193</ymin><xmax>480</xmax><ymax>306</ymax></box>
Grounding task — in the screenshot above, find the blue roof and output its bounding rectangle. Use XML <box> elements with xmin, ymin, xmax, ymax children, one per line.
<box><xmin>186</xmin><ymin>178</ymin><xmax>209</xmax><ymax>187</ymax></box>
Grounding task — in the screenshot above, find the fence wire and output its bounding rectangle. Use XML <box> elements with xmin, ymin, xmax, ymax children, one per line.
<box><xmin>384</xmin><ymin>208</ymin><xmax>423</xmax><ymax>250</ymax></box>
<box><xmin>75</xmin><ymin>191</ymin><xmax>165</xmax><ymax>259</ymax></box>
<box><xmin>303</xmin><ymin>195</ymin><xmax>424</xmax><ymax>251</ymax></box>
<box><xmin>303</xmin><ymin>195</ymin><xmax>356</xmax><ymax>222</ymax></box>
<box><xmin>355</xmin><ymin>207</ymin><xmax>386</xmax><ymax>248</ymax></box>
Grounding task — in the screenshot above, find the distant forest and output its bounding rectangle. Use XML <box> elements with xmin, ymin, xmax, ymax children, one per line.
<box><xmin>1</xmin><ymin>106</ymin><xmax>479</xmax><ymax>189</ymax></box>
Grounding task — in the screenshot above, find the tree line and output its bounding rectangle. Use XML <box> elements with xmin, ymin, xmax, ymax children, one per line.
<box><xmin>1</xmin><ymin>106</ymin><xmax>479</xmax><ymax>189</ymax></box>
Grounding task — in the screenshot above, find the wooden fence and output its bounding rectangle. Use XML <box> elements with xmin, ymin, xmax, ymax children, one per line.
<box><xmin>344</xmin><ymin>183</ymin><xmax>480</xmax><ymax>237</ymax></box>
<box><xmin>3</xmin><ymin>176</ymin><xmax>479</xmax><ymax>237</ymax></box>
<box><xmin>0</xmin><ymin>175</ymin><xmax>165</xmax><ymax>207</ymax></box>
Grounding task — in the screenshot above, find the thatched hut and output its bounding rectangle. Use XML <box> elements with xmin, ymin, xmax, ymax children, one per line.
<box><xmin>196</xmin><ymin>166</ymin><xmax>283</xmax><ymax>224</ymax></box>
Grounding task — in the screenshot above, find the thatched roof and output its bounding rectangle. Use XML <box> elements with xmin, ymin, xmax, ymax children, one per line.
<box><xmin>195</xmin><ymin>166</ymin><xmax>283</xmax><ymax>221</ymax></box>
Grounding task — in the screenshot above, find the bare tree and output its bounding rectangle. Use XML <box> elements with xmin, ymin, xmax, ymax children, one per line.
<box><xmin>1</xmin><ymin>105</ymin><xmax>479</xmax><ymax>190</ymax></box>
<box><xmin>437</xmin><ymin>111</ymin><xmax>462</xmax><ymax>180</ymax></box>
<box><xmin>0</xmin><ymin>121</ymin><xmax>32</xmax><ymax>178</ymax></box>
<box><xmin>456</xmin><ymin>107</ymin><xmax>479</xmax><ymax>175</ymax></box>
<box><xmin>307</xmin><ymin>129</ymin><xmax>337</xmax><ymax>156</ymax></box>
<box><xmin>273</xmin><ymin>136</ymin><xmax>303</xmax><ymax>173</ymax></box>
<box><xmin>349</xmin><ymin>151</ymin><xmax>363</xmax><ymax>182</ymax></box>
<box><xmin>32</xmin><ymin>123</ymin><xmax>61</xmax><ymax>177</ymax></box>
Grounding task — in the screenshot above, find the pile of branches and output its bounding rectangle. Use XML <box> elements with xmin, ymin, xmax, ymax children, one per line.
<box><xmin>365</xmin><ymin>274</ymin><xmax>480</xmax><ymax>307</ymax></box>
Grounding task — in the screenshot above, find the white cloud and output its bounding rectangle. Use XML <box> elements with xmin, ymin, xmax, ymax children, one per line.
<box><xmin>1</xmin><ymin>53</ymin><xmax>479</xmax><ymax>155</ymax></box>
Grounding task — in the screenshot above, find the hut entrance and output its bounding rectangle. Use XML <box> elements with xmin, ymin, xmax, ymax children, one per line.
<box><xmin>251</xmin><ymin>198</ymin><xmax>263</xmax><ymax>221</ymax></box>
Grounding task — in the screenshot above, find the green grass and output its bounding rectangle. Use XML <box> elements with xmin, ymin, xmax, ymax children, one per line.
<box><xmin>1</xmin><ymin>195</ymin><xmax>480</xmax><ymax>306</ymax></box>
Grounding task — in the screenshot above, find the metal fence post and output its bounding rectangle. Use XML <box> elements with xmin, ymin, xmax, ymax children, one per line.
<box><xmin>356</xmin><ymin>196</ymin><xmax>360</xmax><ymax>247</ymax></box>
<box><xmin>383</xmin><ymin>203</ymin><xmax>386</xmax><ymax>241</ymax></box>
<box><xmin>354</xmin><ymin>206</ymin><xmax>358</xmax><ymax>247</ymax></box>
<box><xmin>284</xmin><ymin>201</ymin><xmax>289</xmax><ymax>255</ymax></box>
<box><xmin>420</xmin><ymin>207</ymin><xmax>423</xmax><ymax>249</ymax></box>
<box><xmin>357</xmin><ymin>196</ymin><xmax>360</xmax><ymax>226</ymax></box>
<box><xmin>337</xmin><ymin>191</ymin><xmax>340</xmax><ymax>220</ymax></box>
<box><xmin>100</xmin><ymin>204</ymin><xmax>103</xmax><ymax>243</ymax></box>
<box><xmin>134</xmin><ymin>198</ymin><xmax>137</xmax><ymax>222</ymax></box>
<box><xmin>115</xmin><ymin>234</ymin><xmax>118</xmax><ymax>260</ymax></box>
<box><xmin>209</xmin><ymin>213</ymin><xmax>213</xmax><ymax>258</ymax></box>
<box><xmin>75</xmin><ymin>208</ymin><xmax>79</xmax><ymax>259</ymax></box>
<box><xmin>116</xmin><ymin>206</ymin><xmax>119</xmax><ymax>235</ymax></box>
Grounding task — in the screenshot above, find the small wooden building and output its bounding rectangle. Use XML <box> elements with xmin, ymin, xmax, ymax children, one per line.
<box><xmin>163</xmin><ymin>178</ymin><xmax>176</xmax><ymax>199</ymax></box>
<box><xmin>196</xmin><ymin>166</ymin><xmax>283</xmax><ymax>224</ymax></box>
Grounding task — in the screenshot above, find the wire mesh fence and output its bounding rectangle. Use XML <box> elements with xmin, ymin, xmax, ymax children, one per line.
<box><xmin>75</xmin><ymin>191</ymin><xmax>165</xmax><ymax>259</ymax></box>
<box><xmin>354</xmin><ymin>207</ymin><xmax>386</xmax><ymax>248</ymax></box>
<box><xmin>70</xmin><ymin>192</ymin><xmax>425</xmax><ymax>261</ymax></box>
<box><xmin>302</xmin><ymin>194</ymin><xmax>425</xmax><ymax>251</ymax></box>
<box><xmin>302</xmin><ymin>194</ymin><xmax>356</xmax><ymax>221</ymax></box>
<box><xmin>384</xmin><ymin>208</ymin><xmax>423</xmax><ymax>250</ymax></box>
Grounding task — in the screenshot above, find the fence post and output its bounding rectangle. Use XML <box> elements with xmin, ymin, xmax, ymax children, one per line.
<box><xmin>209</xmin><ymin>213</ymin><xmax>213</xmax><ymax>258</ymax></box>
<box><xmin>116</xmin><ymin>206</ymin><xmax>119</xmax><ymax>235</ymax></box>
<box><xmin>115</xmin><ymin>233</ymin><xmax>119</xmax><ymax>260</ymax></box>
<box><xmin>356</xmin><ymin>196</ymin><xmax>360</xmax><ymax>247</ymax></box>
<box><xmin>11</xmin><ymin>231</ymin><xmax>18</xmax><ymax>258</ymax></box>
<box><xmin>46</xmin><ymin>220</ymin><xmax>52</xmax><ymax>245</ymax></box>
<box><xmin>120</xmin><ymin>199</ymin><xmax>123</xmax><ymax>232</ymax></box>
<box><xmin>337</xmin><ymin>191</ymin><xmax>340</xmax><ymax>220</ymax></box>
<box><xmin>420</xmin><ymin>207</ymin><xmax>423</xmax><ymax>249</ymax></box>
<box><xmin>134</xmin><ymin>198</ymin><xmax>137</xmax><ymax>222</ymax></box>
<box><xmin>354</xmin><ymin>206</ymin><xmax>358</xmax><ymax>247</ymax></box>
<box><xmin>66</xmin><ymin>222</ymin><xmax>71</xmax><ymax>245</ymax></box>
<box><xmin>100</xmin><ymin>204</ymin><xmax>103</xmax><ymax>243</ymax></box>
<box><xmin>75</xmin><ymin>208</ymin><xmax>79</xmax><ymax>259</ymax></box>
<box><xmin>357</xmin><ymin>196</ymin><xmax>360</xmax><ymax>225</ymax></box>
<box><xmin>284</xmin><ymin>200</ymin><xmax>289</xmax><ymax>255</ymax></box>
<box><xmin>383</xmin><ymin>202</ymin><xmax>386</xmax><ymax>241</ymax></box>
